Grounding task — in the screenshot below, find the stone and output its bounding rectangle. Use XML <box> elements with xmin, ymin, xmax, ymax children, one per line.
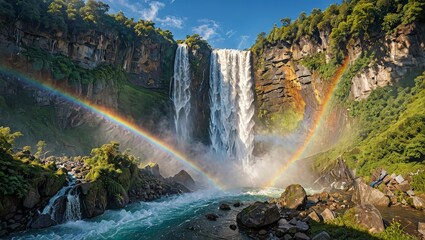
<box><xmin>229</xmin><ymin>224</ymin><xmax>237</xmax><ymax>230</ymax></box>
<box><xmin>307</xmin><ymin>210</ymin><xmax>321</xmax><ymax>223</ymax></box>
<box><xmin>279</xmin><ymin>223</ymin><xmax>298</xmax><ymax>234</ymax></box>
<box><xmin>319</xmin><ymin>192</ymin><xmax>329</xmax><ymax>201</ymax></box>
<box><xmin>294</xmin><ymin>232</ymin><xmax>310</xmax><ymax>240</ymax></box>
<box><xmin>219</xmin><ymin>203</ymin><xmax>231</xmax><ymax>211</ymax></box>
<box><xmin>7</xmin><ymin>223</ymin><xmax>21</xmax><ymax>231</ymax></box>
<box><xmin>418</xmin><ymin>222</ymin><xmax>425</xmax><ymax>237</ymax></box>
<box><xmin>296</xmin><ymin>220</ymin><xmax>309</xmax><ymax>232</ymax></box>
<box><xmin>395</xmin><ymin>175</ymin><xmax>405</xmax><ymax>184</ymax></box>
<box><xmin>396</xmin><ymin>180</ymin><xmax>411</xmax><ymax>192</ymax></box>
<box><xmin>382</xmin><ymin>175</ymin><xmax>392</xmax><ymax>184</ymax></box>
<box><xmin>406</xmin><ymin>190</ymin><xmax>415</xmax><ymax>196</ymax></box>
<box><xmin>410</xmin><ymin>196</ymin><xmax>425</xmax><ymax>210</ymax></box>
<box><xmin>278</xmin><ymin>184</ymin><xmax>307</xmax><ymax>210</ymax></box>
<box><xmin>320</xmin><ymin>208</ymin><xmax>335</xmax><ymax>222</ymax></box>
<box><xmin>259</xmin><ymin>230</ymin><xmax>268</xmax><ymax>235</ymax></box>
<box><xmin>352</xmin><ymin>178</ymin><xmax>390</xmax><ymax>206</ymax></box>
<box><xmin>312</xmin><ymin>231</ymin><xmax>331</xmax><ymax>240</ymax></box>
<box><xmin>23</xmin><ymin>186</ymin><xmax>41</xmax><ymax>209</ymax></box>
<box><xmin>279</xmin><ymin>218</ymin><xmax>289</xmax><ymax>225</ymax></box>
<box><xmin>283</xmin><ymin>234</ymin><xmax>293</xmax><ymax>240</ymax></box>
<box><xmin>78</xmin><ymin>182</ymin><xmax>91</xmax><ymax>195</ymax></box>
<box><xmin>289</xmin><ymin>218</ymin><xmax>297</xmax><ymax>225</ymax></box>
<box><xmin>237</xmin><ymin>202</ymin><xmax>280</xmax><ymax>228</ymax></box>
<box><xmin>350</xmin><ymin>204</ymin><xmax>385</xmax><ymax>234</ymax></box>
<box><xmin>233</xmin><ymin>201</ymin><xmax>241</xmax><ymax>207</ymax></box>
<box><xmin>205</xmin><ymin>213</ymin><xmax>218</xmax><ymax>221</ymax></box>
<box><xmin>30</xmin><ymin>214</ymin><xmax>54</xmax><ymax>229</ymax></box>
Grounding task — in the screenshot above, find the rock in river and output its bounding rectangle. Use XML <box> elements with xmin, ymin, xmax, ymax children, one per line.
<box><xmin>236</xmin><ymin>201</ymin><xmax>280</xmax><ymax>228</ymax></box>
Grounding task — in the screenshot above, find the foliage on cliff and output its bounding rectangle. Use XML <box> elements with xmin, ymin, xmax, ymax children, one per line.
<box><xmin>0</xmin><ymin>0</ymin><xmax>174</xmax><ymax>44</ymax></box>
<box><xmin>251</xmin><ymin>0</ymin><xmax>425</xmax><ymax>61</ymax></box>
<box><xmin>178</xmin><ymin>34</ymin><xmax>212</xmax><ymax>50</ymax></box>
<box><xmin>0</xmin><ymin>126</ymin><xmax>66</xmax><ymax>198</ymax></box>
<box><xmin>314</xmin><ymin>72</ymin><xmax>425</xmax><ymax>183</ymax></box>
<box><xmin>84</xmin><ymin>142</ymin><xmax>141</xmax><ymax>202</ymax></box>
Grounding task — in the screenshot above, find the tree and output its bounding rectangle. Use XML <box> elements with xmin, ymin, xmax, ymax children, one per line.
<box><xmin>79</xmin><ymin>0</ymin><xmax>109</xmax><ymax>24</ymax></box>
<box><xmin>35</xmin><ymin>140</ymin><xmax>47</xmax><ymax>159</ymax></box>
<box><xmin>280</xmin><ymin>18</ymin><xmax>291</xmax><ymax>27</ymax></box>
<box><xmin>402</xmin><ymin>0</ymin><xmax>425</xmax><ymax>25</ymax></box>
<box><xmin>0</xmin><ymin>127</ymin><xmax>22</xmax><ymax>154</ymax></box>
<box><xmin>16</xmin><ymin>0</ymin><xmax>41</xmax><ymax>23</ymax></box>
<box><xmin>66</xmin><ymin>0</ymin><xmax>84</xmax><ymax>21</ymax></box>
<box><xmin>0</xmin><ymin>0</ymin><xmax>15</xmax><ymax>24</ymax></box>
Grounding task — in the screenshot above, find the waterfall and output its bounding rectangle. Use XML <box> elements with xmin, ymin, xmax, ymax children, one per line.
<box><xmin>173</xmin><ymin>44</ymin><xmax>191</xmax><ymax>142</ymax></box>
<box><xmin>42</xmin><ymin>174</ymin><xmax>82</xmax><ymax>223</ymax></box>
<box><xmin>209</xmin><ymin>49</ymin><xmax>255</xmax><ymax>169</ymax></box>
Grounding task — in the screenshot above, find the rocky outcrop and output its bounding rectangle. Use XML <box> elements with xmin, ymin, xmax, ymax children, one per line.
<box><xmin>236</xmin><ymin>201</ymin><xmax>280</xmax><ymax>228</ymax></box>
<box><xmin>168</xmin><ymin>170</ymin><xmax>196</xmax><ymax>191</ymax></box>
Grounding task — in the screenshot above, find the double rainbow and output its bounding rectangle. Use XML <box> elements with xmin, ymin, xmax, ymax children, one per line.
<box><xmin>0</xmin><ymin>66</ymin><xmax>224</xmax><ymax>190</ymax></box>
<box><xmin>264</xmin><ymin>57</ymin><xmax>349</xmax><ymax>188</ymax></box>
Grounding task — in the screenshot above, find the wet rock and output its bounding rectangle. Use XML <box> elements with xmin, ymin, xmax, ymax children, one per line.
<box><xmin>144</xmin><ymin>163</ymin><xmax>163</xmax><ymax>179</ymax></box>
<box><xmin>312</xmin><ymin>231</ymin><xmax>331</xmax><ymax>240</ymax></box>
<box><xmin>31</xmin><ymin>214</ymin><xmax>54</xmax><ymax>229</ymax></box>
<box><xmin>294</xmin><ymin>232</ymin><xmax>310</xmax><ymax>240</ymax></box>
<box><xmin>279</xmin><ymin>223</ymin><xmax>297</xmax><ymax>234</ymax></box>
<box><xmin>8</xmin><ymin>223</ymin><xmax>22</xmax><ymax>231</ymax></box>
<box><xmin>259</xmin><ymin>229</ymin><xmax>268</xmax><ymax>235</ymax></box>
<box><xmin>229</xmin><ymin>224</ymin><xmax>237</xmax><ymax>230</ymax></box>
<box><xmin>205</xmin><ymin>213</ymin><xmax>218</xmax><ymax>221</ymax></box>
<box><xmin>283</xmin><ymin>234</ymin><xmax>293</xmax><ymax>240</ymax></box>
<box><xmin>352</xmin><ymin>178</ymin><xmax>390</xmax><ymax>206</ymax></box>
<box><xmin>320</xmin><ymin>208</ymin><xmax>335</xmax><ymax>222</ymax></box>
<box><xmin>23</xmin><ymin>186</ymin><xmax>40</xmax><ymax>208</ymax></box>
<box><xmin>278</xmin><ymin>184</ymin><xmax>307</xmax><ymax>210</ymax></box>
<box><xmin>237</xmin><ymin>202</ymin><xmax>280</xmax><ymax>228</ymax></box>
<box><xmin>78</xmin><ymin>182</ymin><xmax>91</xmax><ymax>195</ymax></box>
<box><xmin>233</xmin><ymin>201</ymin><xmax>241</xmax><ymax>207</ymax></box>
<box><xmin>296</xmin><ymin>220</ymin><xmax>309</xmax><ymax>232</ymax></box>
<box><xmin>219</xmin><ymin>203</ymin><xmax>231</xmax><ymax>211</ymax></box>
<box><xmin>350</xmin><ymin>204</ymin><xmax>385</xmax><ymax>234</ymax></box>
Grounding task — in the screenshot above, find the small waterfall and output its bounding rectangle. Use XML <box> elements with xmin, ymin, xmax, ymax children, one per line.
<box><xmin>173</xmin><ymin>44</ymin><xmax>191</xmax><ymax>142</ymax></box>
<box><xmin>42</xmin><ymin>174</ymin><xmax>82</xmax><ymax>223</ymax></box>
<box><xmin>209</xmin><ymin>49</ymin><xmax>255</xmax><ymax>169</ymax></box>
<box><xmin>64</xmin><ymin>188</ymin><xmax>82</xmax><ymax>221</ymax></box>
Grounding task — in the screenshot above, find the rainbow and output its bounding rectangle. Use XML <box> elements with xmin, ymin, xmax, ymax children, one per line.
<box><xmin>0</xmin><ymin>65</ymin><xmax>225</xmax><ymax>190</ymax></box>
<box><xmin>264</xmin><ymin>57</ymin><xmax>349</xmax><ymax>188</ymax></box>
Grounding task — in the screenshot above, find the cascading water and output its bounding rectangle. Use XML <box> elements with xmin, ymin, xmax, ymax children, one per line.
<box><xmin>173</xmin><ymin>44</ymin><xmax>192</xmax><ymax>142</ymax></box>
<box><xmin>209</xmin><ymin>49</ymin><xmax>255</xmax><ymax>170</ymax></box>
<box><xmin>42</xmin><ymin>174</ymin><xmax>82</xmax><ymax>223</ymax></box>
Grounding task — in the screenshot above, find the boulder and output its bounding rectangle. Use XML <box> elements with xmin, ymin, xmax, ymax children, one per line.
<box><xmin>294</xmin><ymin>232</ymin><xmax>310</xmax><ymax>240</ymax></box>
<box><xmin>23</xmin><ymin>186</ymin><xmax>40</xmax><ymax>209</ymax></box>
<box><xmin>418</xmin><ymin>222</ymin><xmax>425</xmax><ymax>237</ymax></box>
<box><xmin>205</xmin><ymin>213</ymin><xmax>218</xmax><ymax>221</ymax></box>
<box><xmin>278</xmin><ymin>184</ymin><xmax>307</xmax><ymax>210</ymax></box>
<box><xmin>78</xmin><ymin>182</ymin><xmax>91</xmax><ymax>195</ymax></box>
<box><xmin>307</xmin><ymin>210</ymin><xmax>321</xmax><ymax>223</ymax></box>
<box><xmin>349</xmin><ymin>204</ymin><xmax>385</xmax><ymax>234</ymax></box>
<box><xmin>320</xmin><ymin>208</ymin><xmax>335</xmax><ymax>222</ymax></box>
<box><xmin>396</xmin><ymin>180</ymin><xmax>411</xmax><ymax>192</ymax></box>
<box><xmin>219</xmin><ymin>203</ymin><xmax>231</xmax><ymax>211</ymax></box>
<box><xmin>144</xmin><ymin>163</ymin><xmax>163</xmax><ymax>179</ymax></box>
<box><xmin>409</xmin><ymin>196</ymin><xmax>425</xmax><ymax>210</ymax></box>
<box><xmin>312</xmin><ymin>231</ymin><xmax>331</xmax><ymax>240</ymax></box>
<box><xmin>352</xmin><ymin>178</ymin><xmax>390</xmax><ymax>206</ymax></box>
<box><xmin>169</xmin><ymin>170</ymin><xmax>196</xmax><ymax>190</ymax></box>
<box><xmin>236</xmin><ymin>202</ymin><xmax>280</xmax><ymax>228</ymax></box>
<box><xmin>31</xmin><ymin>214</ymin><xmax>54</xmax><ymax>229</ymax></box>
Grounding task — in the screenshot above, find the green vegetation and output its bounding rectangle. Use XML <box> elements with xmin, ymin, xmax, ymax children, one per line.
<box><xmin>258</xmin><ymin>107</ymin><xmax>304</xmax><ymax>134</ymax></box>
<box><xmin>314</xmin><ymin>72</ymin><xmax>425</xmax><ymax>182</ymax></box>
<box><xmin>0</xmin><ymin>127</ymin><xmax>66</xmax><ymax>198</ymax></box>
<box><xmin>118</xmin><ymin>82</ymin><xmax>168</xmax><ymax>122</ymax></box>
<box><xmin>251</xmin><ymin>0</ymin><xmax>425</xmax><ymax>62</ymax></box>
<box><xmin>300</xmin><ymin>52</ymin><xmax>340</xmax><ymax>81</ymax></box>
<box><xmin>24</xmin><ymin>47</ymin><xmax>126</xmax><ymax>86</ymax></box>
<box><xmin>84</xmin><ymin>142</ymin><xmax>141</xmax><ymax>202</ymax></box>
<box><xmin>178</xmin><ymin>34</ymin><xmax>211</xmax><ymax>50</ymax></box>
<box><xmin>311</xmin><ymin>213</ymin><xmax>415</xmax><ymax>240</ymax></box>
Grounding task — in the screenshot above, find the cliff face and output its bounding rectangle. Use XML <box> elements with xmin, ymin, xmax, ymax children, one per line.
<box><xmin>254</xmin><ymin>23</ymin><xmax>425</xmax><ymax>134</ymax></box>
<box><xmin>0</xmin><ymin>22</ymin><xmax>175</xmax><ymax>131</ymax></box>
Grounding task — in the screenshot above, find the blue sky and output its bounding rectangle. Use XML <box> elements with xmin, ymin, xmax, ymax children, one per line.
<box><xmin>104</xmin><ymin>0</ymin><xmax>341</xmax><ymax>49</ymax></box>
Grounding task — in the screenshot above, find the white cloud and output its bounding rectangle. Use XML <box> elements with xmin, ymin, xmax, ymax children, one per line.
<box><xmin>156</xmin><ymin>16</ymin><xmax>184</xmax><ymax>29</ymax></box>
<box><xmin>226</xmin><ymin>30</ymin><xmax>237</xmax><ymax>38</ymax></box>
<box><xmin>238</xmin><ymin>35</ymin><xmax>249</xmax><ymax>49</ymax></box>
<box><xmin>141</xmin><ymin>1</ymin><xmax>165</xmax><ymax>21</ymax></box>
<box><xmin>192</xmin><ymin>19</ymin><xmax>220</xmax><ymax>41</ymax></box>
<box><xmin>170</xmin><ymin>0</ymin><xmax>176</xmax><ymax>3</ymax></box>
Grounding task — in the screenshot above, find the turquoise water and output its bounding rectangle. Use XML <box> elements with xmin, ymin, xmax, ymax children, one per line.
<box><xmin>10</xmin><ymin>188</ymin><xmax>284</xmax><ymax>240</ymax></box>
